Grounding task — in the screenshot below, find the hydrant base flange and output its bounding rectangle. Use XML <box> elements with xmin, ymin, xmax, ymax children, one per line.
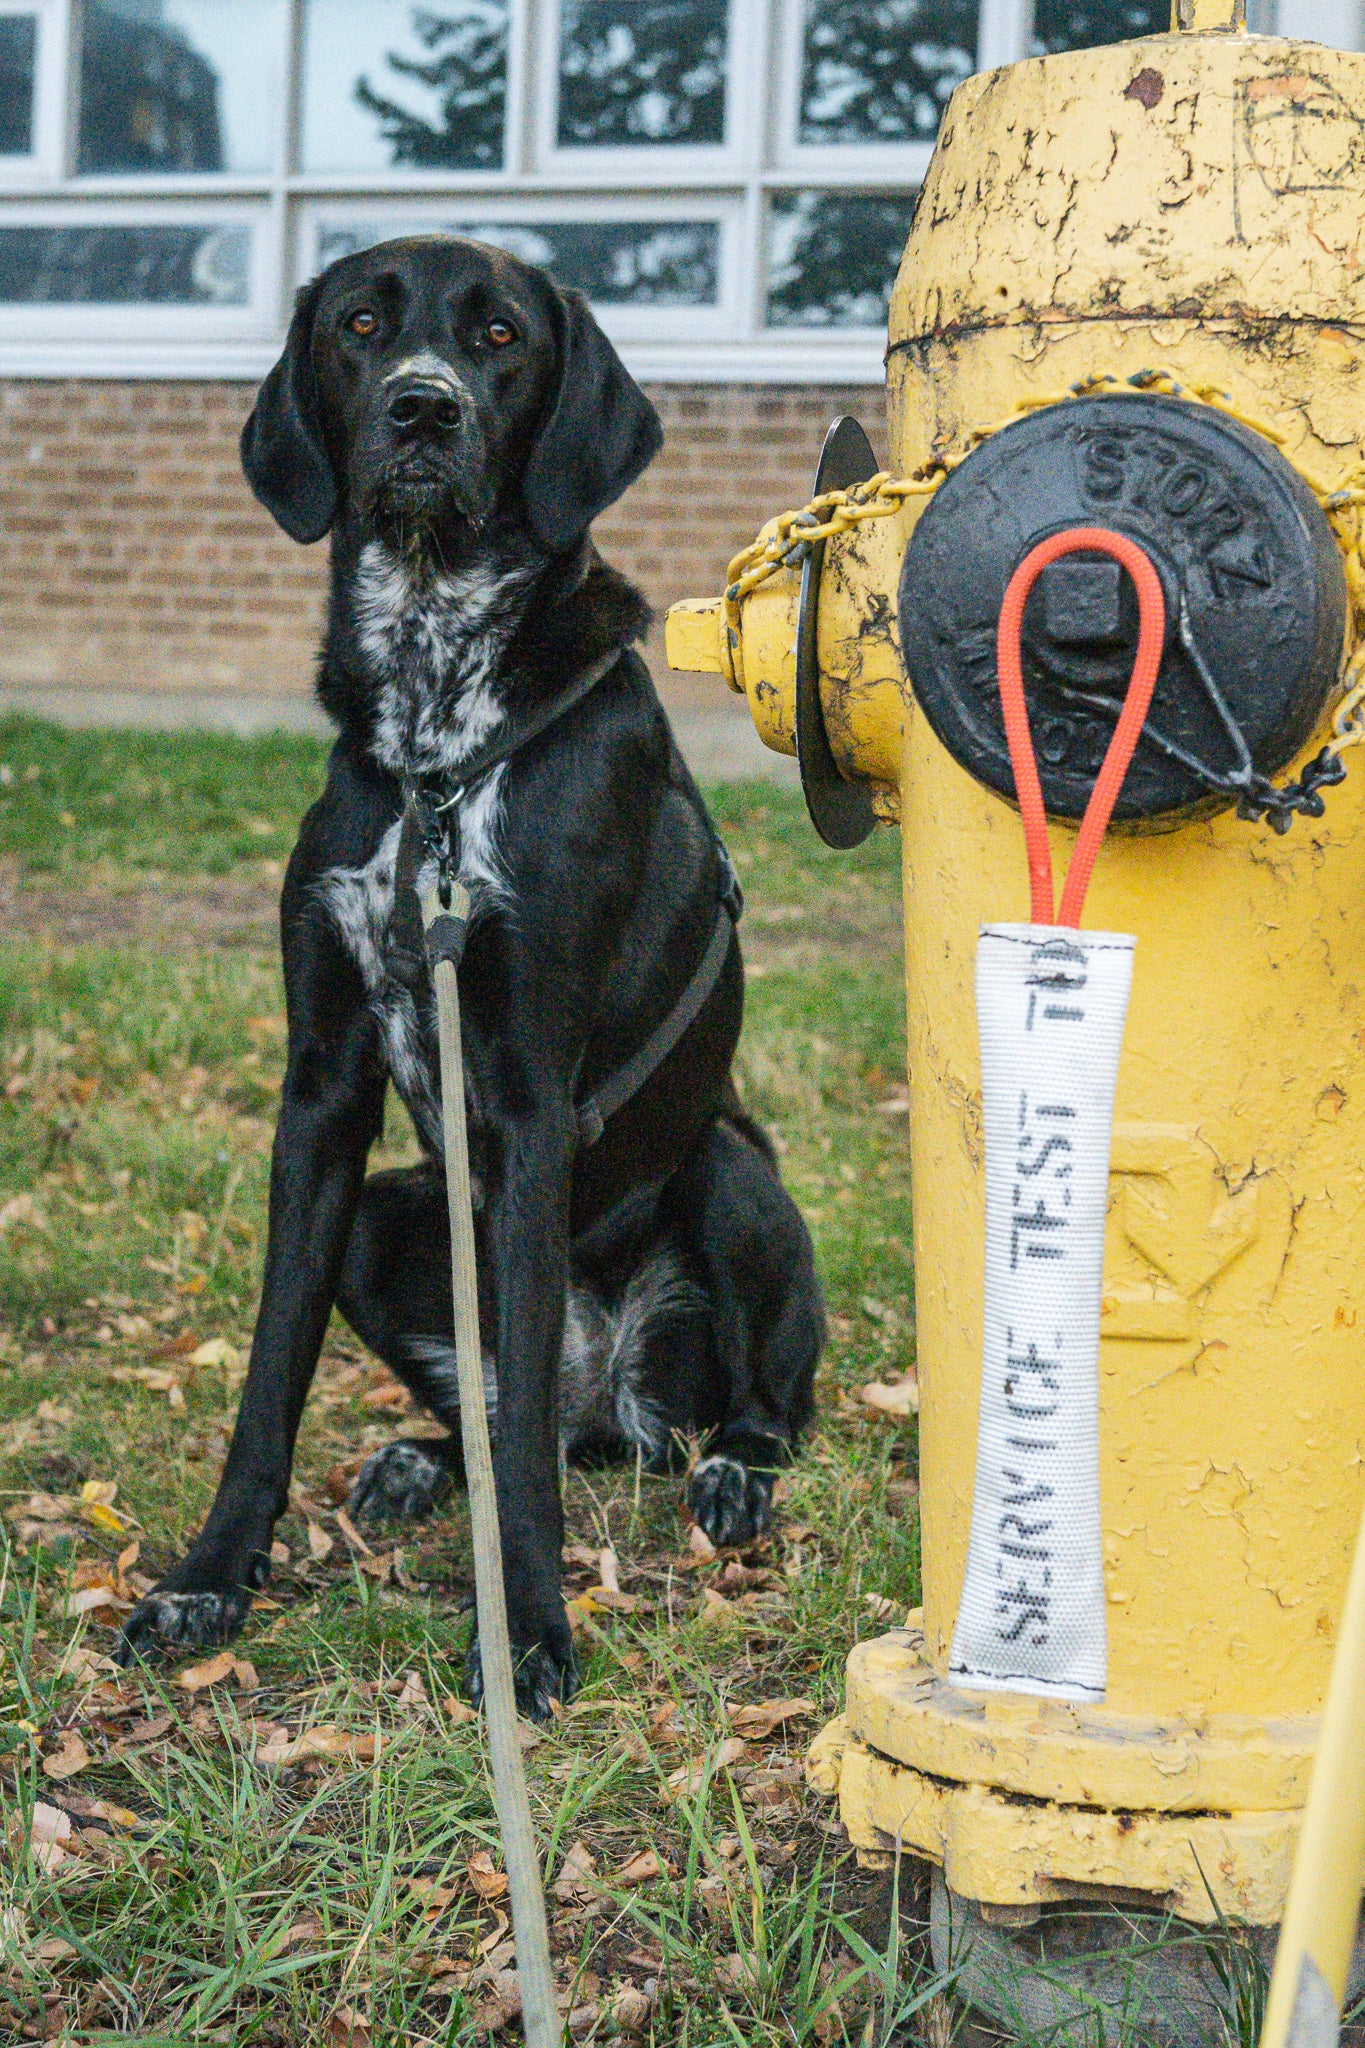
<box><xmin>820</xmin><ymin>1722</ymin><xmax>1296</xmax><ymax>1925</ymax></box>
<box><xmin>845</xmin><ymin>1622</ymin><xmax>1315</xmax><ymax>1812</ymax></box>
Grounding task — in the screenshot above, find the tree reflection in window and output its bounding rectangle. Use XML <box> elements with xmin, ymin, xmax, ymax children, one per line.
<box><xmin>354</xmin><ymin>5</ymin><xmax>507</xmax><ymax>168</ymax></box>
<box><xmin>767</xmin><ymin>189</ymin><xmax>916</xmax><ymax>328</ymax></box>
<box><xmin>799</xmin><ymin>0</ymin><xmax>976</xmax><ymax>145</ymax></box>
<box><xmin>557</xmin><ymin>0</ymin><xmax>727</xmax><ymax>148</ymax></box>
<box><xmin>0</xmin><ymin>223</ymin><xmax>250</xmax><ymax>303</ymax></box>
<box><xmin>1030</xmin><ymin>0</ymin><xmax>1166</xmax><ymax>53</ymax></box>
<box><xmin>317</xmin><ymin>220</ymin><xmax>719</xmax><ymax>305</ymax></box>
<box><xmin>79</xmin><ymin>2</ymin><xmax>223</xmax><ymax>172</ymax></box>
<box><xmin>0</xmin><ymin>15</ymin><xmax>37</xmax><ymax>156</ymax></box>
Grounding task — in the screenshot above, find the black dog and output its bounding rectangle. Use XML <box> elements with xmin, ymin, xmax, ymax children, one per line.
<box><xmin>119</xmin><ymin>236</ymin><xmax>823</xmax><ymax>1716</ymax></box>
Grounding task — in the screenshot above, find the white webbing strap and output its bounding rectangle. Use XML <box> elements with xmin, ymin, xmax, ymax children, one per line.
<box><xmin>949</xmin><ymin>922</ymin><xmax>1134</xmax><ymax>1703</ymax></box>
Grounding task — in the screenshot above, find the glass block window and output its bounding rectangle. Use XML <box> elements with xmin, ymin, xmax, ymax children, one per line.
<box><xmin>0</xmin><ymin>14</ymin><xmax>37</xmax><ymax>156</ymax></box>
<box><xmin>556</xmin><ymin>0</ymin><xmax>729</xmax><ymax>147</ymax></box>
<box><xmin>767</xmin><ymin>188</ymin><xmax>917</xmax><ymax>328</ymax></box>
<box><xmin>2</xmin><ymin>1</ymin><xmax>1363</xmax><ymax>372</ymax></box>
<box><xmin>799</xmin><ymin>0</ymin><xmax>977</xmax><ymax>144</ymax></box>
<box><xmin>301</xmin><ymin>0</ymin><xmax>508</xmax><ymax>174</ymax></box>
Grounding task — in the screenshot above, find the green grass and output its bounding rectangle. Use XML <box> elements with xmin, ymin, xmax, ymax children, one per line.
<box><xmin>0</xmin><ymin>716</ymin><xmax>328</xmax><ymax>880</ymax></box>
<box><xmin>0</xmin><ymin>720</ymin><xmax>924</xmax><ymax>2046</ymax></box>
<box><xmin>0</xmin><ymin>720</ymin><xmax>1289</xmax><ymax>2047</ymax></box>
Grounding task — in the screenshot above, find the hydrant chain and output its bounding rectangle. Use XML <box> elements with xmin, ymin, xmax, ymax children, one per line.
<box><xmin>719</xmin><ymin>369</ymin><xmax>1365</xmax><ymax>810</ymax></box>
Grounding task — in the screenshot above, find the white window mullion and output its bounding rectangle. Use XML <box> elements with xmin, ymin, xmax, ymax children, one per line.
<box><xmin>977</xmin><ymin>0</ymin><xmax>1033</xmax><ymax>70</ymax></box>
<box><xmin>504</xmin><ymin>0</ymin><xmax>533</xmax><ymax>180</ymax></box>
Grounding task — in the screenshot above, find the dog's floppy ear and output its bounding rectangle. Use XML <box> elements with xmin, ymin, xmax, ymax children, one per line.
<box><xmin>523</xmin><ymin>288</ymin><xmax>662</xmax><ymax>555</ymax></box>
<box><xmin>240</xmin><ymin>280</ymin><xmax>336</xmax><ymax>544</ymax></box>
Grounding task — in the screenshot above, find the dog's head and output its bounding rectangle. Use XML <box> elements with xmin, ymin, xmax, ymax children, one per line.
<box><xmin>241</xmin><ymin>236</ymin><xmax>662</xmax><ymax>559</ymax></box>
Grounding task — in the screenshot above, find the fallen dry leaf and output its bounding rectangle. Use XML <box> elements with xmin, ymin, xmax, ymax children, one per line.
<box><xmin>562</xmin><ymin>1542</ymin><xmax>600</xmax><ymax>1571</ymax></box>
<box><xmin>109</xmin><ymin>1365</ymin><xmax>185</xmax><ymax>1408</ymax></box>
<box><xmin>324</xmin><ymin>2003</ymin><xmax>371</xmax><ymax>2047</ymax></box>
<box><xmin>34</xmin><ymin>1934</ymin><xmax>78</xmax><ymax>1963</ymax></box>
<box><xmin>729</xmin><ymin>1697</ymin><xmax>817</xmax><ymax>1740</ymax></box>
<box><xmin>598</xmin><ymin>1547</ymin><xmax>623</xmax><ymax>1594</ymax></box>
<box><xmin>324</xmin><ymin>1455</ymin><xmax>365</xmax><ymax>1505</ymax></box>
<box><xmin>275</xmin><ymin>1912</ymin><xmax>324</xmax><ymax>1955</ymax></box>
<box><xmin>443</xmin><ymin>1694</ymin><xmax>478</xmax><ymax>1726</ymax></box>
<box><xmin>611</xmin><ymin>1983</ymin><xmax>655</xmax><ymax>2035</ymax></box>
<box><xmin>864</xmin><ymin>1593</ymin><xmax>899</xmax><ymax>1623</ymax></box>
<box><xmin>53</xmin><ymin>1644</ymin><xmax>118</xmax><ymax>1683</ymax></box>
<box><xmin>42</xmin><ymin>1731</ymin><xmax>91</xmax><ymax>1781</ymax></box>
<box><xmin>16</xmin><ymin>1492</ymin><xmax>71</xmax><ymax>1524</ymax></box>
<box><xmin>699</xmin><ymin>1587</ymin><xmax>735</xmax><ymax>1623</ymax></box>
<box><xmin>28</xmin><ymin>1802</ymin><xmax>72</xmax><ymax>1847</ymax></box>
<box><xmin>688</xmin><ymin>1524</ymin><xmax>717</xmax><ymax>1562</ymax></box>
<box><xmin>616</xmin><ymin>1848</ymin><xmax>664</xmax><ymax>1887</ymax></box>
<box><xmin>333</xmin><ymin>1506</ymin><xmax>374</xmax><ymax>1555</ymax></box>
<box><xmin>553</xmin><ymin>1839</ymin><xmax>600</xmax><ymax>1903</ymax></box>
<box><xmin>177</xmin><ymin>1650</ymin><xmax>258</xmax><ymax>1695</ymax></box>
<box><xmin>467</xmin><ymin>1848</ymin><xmax>509</xmax><ymax>1900</ymax></box>
<box><xmin>858</xmin><ymin>1374</ymin><xmax>920</xmax><ymax>1418</ymax></box>
<box><xmin>306</xmin><ymin>1520</ymin><xmax>334</xmax><ymax>1563</ymax></box>
<box><xmin>474</xmin><ymin>1969</ymin><xmax>522</xmax><ymax>2032</ymax></box>
<box><xmin>648</xmin><ymin>1700</ymin><xmax>687</xmax><ymax>1745</ymax></box>
<box><xmin>78</xmin><ymin>1478</ymin><xmax>135</xmax><ymax>1536</ymax></box>
<box><xmin>64</xmin><ymin>1578</ymin><xmax>130</xmax><ymax>1622</ymax></box>
<box><xmin>662</xmin><ymin>1737</ymin><xmax>747</xmax><ymax>1804</ymax></box>
<box><xmin>719</xmin><ymin>1951</ymin><xmax>760</xmax><ymax>1994</ymax></box>
<box><xmin>188</xmin><ymin>1337</ymin><xmax>244</xmax><ymax>1371</ymax></box>
<box><xmin>256</xmin><ymin>1725</ymin><xmax>380</xmax><ymax>1770</ymax></box>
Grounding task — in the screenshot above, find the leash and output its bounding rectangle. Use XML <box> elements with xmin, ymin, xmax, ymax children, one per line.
<box><xmin>400</xmin><ymin>647</ymin><xmax>741</xmax><ymax>2046</ymax></box>
<box><xmin>419</xmin><ymin>863</ymin><xmax>559</xmax><ymax>2048</ymax></box>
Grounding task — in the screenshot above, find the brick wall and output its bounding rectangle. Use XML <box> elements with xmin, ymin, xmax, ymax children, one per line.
<box><xmin>0</xmin><ymin>379</ymin><xmax>888</xmax><ymax>703</ymax></box>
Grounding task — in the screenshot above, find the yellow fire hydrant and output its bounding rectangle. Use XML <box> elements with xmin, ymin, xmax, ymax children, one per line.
<box><xmin>668</xmin><ymin>0</ymin><xmax>1365</xmax><ymax>1991</ymax></box>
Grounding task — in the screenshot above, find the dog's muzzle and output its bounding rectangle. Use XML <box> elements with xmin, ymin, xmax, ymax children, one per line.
<box><xmin>383</xmin><ymin>352</ymin><xmax>467</xmax><ymax>436</ymax></box>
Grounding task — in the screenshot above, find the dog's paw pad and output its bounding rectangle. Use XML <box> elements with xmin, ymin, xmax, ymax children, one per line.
<box><xmin>689</xmin><ymin>1455</ymin><xmax>771</xmax><ymax>1549</ymax></box>
<box><xmin>349</xmin><ymin>1441</ymin><xmax>451</xmax><ymax>1525</ymax></box>
<box><xmin>118</xmin><ymin>1588</ymin><xmax>249</xmax><ymax>1662</ymax></box>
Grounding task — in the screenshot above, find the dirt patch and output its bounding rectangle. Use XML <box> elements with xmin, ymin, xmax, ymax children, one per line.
<box><xmin>0</xmin><ymin>869</ymin><xmax>903</xmax><ymax>963</ymax></box>
<box><xmin>0</xmin><ymin>867</ymin><xmax>280</xmax><ymax>949</ymax></box>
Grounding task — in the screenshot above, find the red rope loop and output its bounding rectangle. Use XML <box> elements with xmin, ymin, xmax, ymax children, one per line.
<box><xmin>996</xmin><ymin>528</ymin><xmax>1166</xmax><ymax>929</ymax></box>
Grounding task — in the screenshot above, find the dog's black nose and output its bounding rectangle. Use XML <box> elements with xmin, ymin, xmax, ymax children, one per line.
<box><xmin>386</xmin><ymin>379</ymin><xmax>461</xmax><ymax>433</ymax></box>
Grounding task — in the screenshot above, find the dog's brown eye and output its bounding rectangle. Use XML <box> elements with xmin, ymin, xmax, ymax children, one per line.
<box><xmin>348</xmin><ymin>309</ymin><xmax>378</xmax><ymax>337</ymax></box>
<box><xmin>487</xmin><ymin>320</ymin><xmax>516</xmax><ymax>348</ymax></box>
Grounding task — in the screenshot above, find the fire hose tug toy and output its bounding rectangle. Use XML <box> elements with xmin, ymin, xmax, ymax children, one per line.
<box><xmin>667</xmin><ymin>1</ymin><xmax>1365</xmax><ymax>2037</ymax></box>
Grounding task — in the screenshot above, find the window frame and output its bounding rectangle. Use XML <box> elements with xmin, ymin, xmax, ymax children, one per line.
<box><xmin>0</xmin><ymin>192</ymin><xmax>279</xmax><ymax>333</ymax></box>
<box><xmin>0</xmin><ymin>0</ymin><xmax>1359</xmax><ymax>383</ymax></box>
<box><xmin>0</xmin><ymin>0</ymin><xmax>65</xmax><ymax>180</ymax></box>
<box><xmin>532</xmin><ymin>0</ymin><xmax>746</xmax><ymax>182</ymax></box>
<box><xmin>297</xmin><ymin>189</ymin><xmax>748</xmax><ymax>343</ymax></box>
<box><xmin>769</xmin><ymin>0</ymin><xmax>977</xmax><ymax>176</ymax></box>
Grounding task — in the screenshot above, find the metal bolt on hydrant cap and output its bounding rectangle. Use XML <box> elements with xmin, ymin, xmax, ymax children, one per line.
<box><xmin>667</xmin><ymin>0</ymin><xmax>1365</xmax><ymax>2034</ymax></box>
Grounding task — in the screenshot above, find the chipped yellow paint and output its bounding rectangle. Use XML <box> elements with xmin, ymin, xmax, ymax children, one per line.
<box><xmin>666</xmin><ymin>19</ymin><xmax>1365</xmax><ymax>1923</ymax></box>
<box><xmin>829</xmin><ymin>1721</ymin><xmax>1296</xmax><ymax>1925</ymax></box>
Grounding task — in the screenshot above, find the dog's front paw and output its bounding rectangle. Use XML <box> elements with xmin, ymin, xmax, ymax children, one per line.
<box><xmin>466</xmin><ymin>1620</ymin><xmax>578</xmax><ymax>1724</ymax></box>
<box><xmin>689</xmin><ymin>1455</ymin><xmax>772</xmax><ymax>1549</ymax></box>
<box><xmin>349</xmin><ymin>1440</ymin><xmax>453</xmax><ymax>1525</ymax></box>
<box><xmin>117</xmin><ymin>1582</ymin><xmax>254</xmax><ymax>1664</ymax></box>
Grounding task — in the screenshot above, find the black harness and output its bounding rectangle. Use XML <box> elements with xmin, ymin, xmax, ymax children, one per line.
<box><xmin>397</xmin><ymin>646</ymin><xmax>743</xmax><ymax>1149</ymax></box>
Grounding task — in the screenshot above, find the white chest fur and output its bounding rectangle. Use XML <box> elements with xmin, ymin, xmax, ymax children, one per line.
<box><xmin>354</xmin><ymin>538</ymin><xmax>530</xmax><ymax>781</ymax></box>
